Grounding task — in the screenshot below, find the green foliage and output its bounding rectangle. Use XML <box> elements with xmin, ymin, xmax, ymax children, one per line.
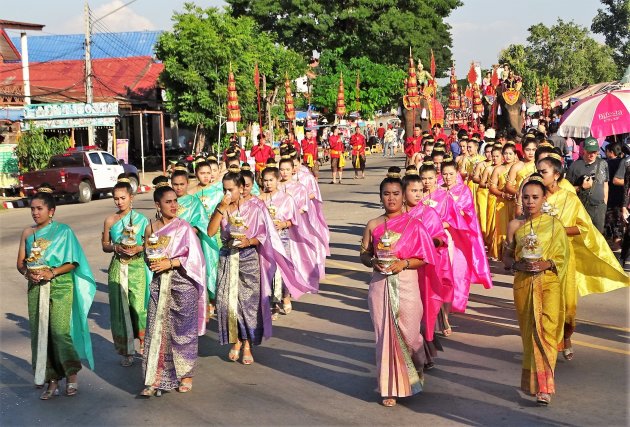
<box><xmin>226</xmin><ymin>0</ymin><xmax>462</xmax><ymax>77</ymax></box>
<box><xmin>499</xmin><ymin>19</ymin><xmax>617</xmax><ymax>100</ymax></box>
<box><xmin>591</xmin><ymin>0</ymin><xmax>630</xmax><ymax>74</ymax></box>
<box><xmin>16</xmin><ymin>126</ymin><xmax>71</xmax><ymax>173</ymax></box>
<box><xmin>311</xmin><ymin>49</ymin><xmax>406</xmax><ymax>119</ymax></box>
<box><xmin>155</xmin><ymin>4</ymin><xmax>306</xmax><ymax>130</ymax></box>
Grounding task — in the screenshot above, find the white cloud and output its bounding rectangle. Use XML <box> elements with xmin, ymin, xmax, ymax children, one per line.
<box><xmin>61</xmin><ymin>0</ymin><xmax>156</xmax><ymax>34</ymax></box>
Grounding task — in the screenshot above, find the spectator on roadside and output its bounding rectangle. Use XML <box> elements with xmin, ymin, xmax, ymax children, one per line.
<box><xmin>567</xmin><ymin>137</ymin><xmax>609</xmax><ymax>232</ymax></box>
<box><xmin>605</xmin><ymin>142</ymin><xmax>625</xmax><ymax>250</ymax></box>
<box><xmin>377</xmin><ymin>123</ymin><xmax>386</xmax><ymax>147</ymax></box>
<box><xmin>547</xmin><ymin>121</ymin><xmax>568</xmax><ymax>157</ymax></box>
<box><xmin>383</xmin><ymin>125</ymin><xmax>397</xmax><ymax>158</ymax></box>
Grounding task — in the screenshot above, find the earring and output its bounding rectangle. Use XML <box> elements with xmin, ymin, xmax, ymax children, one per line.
<box><xmin>48</xmin><ymin>214</ymin><xmax>53</xmax><ymax>224</ymax></box>
<box><xmin>155</xmin><ymin>209</ymin><xmax>161</xmax><ymax>220</ymax></box>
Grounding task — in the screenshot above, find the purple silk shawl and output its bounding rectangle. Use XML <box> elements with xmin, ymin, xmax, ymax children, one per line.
<box><xmin>221</xmin><ymin>197</ymin><xmax>313</xmax><ymax>339</ymax></box>
<box><xmin>156</xmin><ymin>217</ymin><xmax>207</xmax><ymax>335</ymax></box>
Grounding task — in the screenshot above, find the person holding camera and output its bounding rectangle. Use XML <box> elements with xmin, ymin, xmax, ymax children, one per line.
<box><xmin>566</xmin><ymin>137</ymin><xmax>609</xmax><ymax>233</ymax></box>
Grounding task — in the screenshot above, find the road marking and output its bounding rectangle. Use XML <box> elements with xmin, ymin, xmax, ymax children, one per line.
<box><xmin>326</xmin><ymin>257</ymin><xmax>630</xmax><ymax>353</ymax></box>
<box><xmin>452</xmin><ymin>313</ymin><xmax>630</xmax><ymax>356</ymax></box>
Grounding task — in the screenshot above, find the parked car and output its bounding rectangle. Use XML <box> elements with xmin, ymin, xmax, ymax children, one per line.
<box><xmin>20</xmin><ymin>147</ymin><xmax>140</xmax><ymax>203</ymax></box>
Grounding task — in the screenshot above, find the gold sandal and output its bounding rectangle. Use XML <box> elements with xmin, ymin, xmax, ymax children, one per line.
<box><xmin>228</xmin><ymin>343</ymin><xmax>242</xmax><ymax>362</ymax></box>
<box><xmin>382</xmin><ymin>397</ymin><xmax>397</xmax><ymax>407</ymax></box>
<box><xmin>66</xmin><ymin>382</ymin><xmax>78</xmax><ymax>397</ymax></box>
<box><xmin>39</xmin><ymin>381</ymin><xmax>59</xmax><ymax>400</ymax></box>
<box><xmin>178</xmin><ymin>379</ymin><xmax>193</xmax><ymax>393</ymax></box>
<box><xmin>242</xmin><ymin>347</ymin><xmax>254</xmax><ymax>365</ymax></box>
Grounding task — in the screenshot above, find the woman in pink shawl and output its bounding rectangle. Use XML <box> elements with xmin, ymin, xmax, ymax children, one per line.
<box><xmin>291</xmin><ymin>153</ymin><xmax>330</xmax><ymax>259</ymax></box>
<box><xmin>208</xmin><ymin>171</ymin><xmax>311</xmax><ymax>365</ymax></box>
<box><xmin>280</xmin><ymin>157</ymin><xmax>327</xmax><ymax>280</ymax></box>
<box><xmin>261</xmin><ymin>165</ymin><xmax>319</xmax><ymax>319</ymax></box>
<box><xmin>360</xmin><ymin>167</ymin><xmax>438</xmax><ymax>408</ymax></box>
<box><xmin>434</xmin><ymin>159</ymin><xmax>493</xmax><ymax>314</ymax></box>
<box><xmin>140</xmin><ymin>178</ymin><xmax>206</xmax><ymax>397</ymax></box>
<box><xmin>402</xmin><ymin>165</ymin><xmax>454</xmax><ymax>367</ymax></box>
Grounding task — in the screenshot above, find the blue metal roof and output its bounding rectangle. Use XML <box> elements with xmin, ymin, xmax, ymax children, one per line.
<box><xmin>10</xmin><ymin>31</ymin><xmax>161</xmax><ymax>62</ymax></box>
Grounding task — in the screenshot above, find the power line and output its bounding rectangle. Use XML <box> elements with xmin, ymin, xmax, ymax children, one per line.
<box><xmin>92</xmin><ymin>0</ymin><xmax>139</xmax><ymax>24</ymax></box>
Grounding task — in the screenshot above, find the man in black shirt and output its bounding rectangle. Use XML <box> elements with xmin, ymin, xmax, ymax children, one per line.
<box><xmin>567</xmin><ymin>137</ymin><xmax>609</xmax><ymax>232</ymax></box>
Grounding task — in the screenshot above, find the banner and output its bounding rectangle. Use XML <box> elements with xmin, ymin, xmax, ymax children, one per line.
<box><xmin>116</xmin><ymin>139</ymin><xmax>129</xmax><ymax>164</ymax></box>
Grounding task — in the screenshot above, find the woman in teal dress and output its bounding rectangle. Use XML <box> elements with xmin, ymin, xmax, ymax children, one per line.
<box><xmin>16</xmin><ymin>185</ymin><xmax>96</xmax><ymax>400</ymax></box>
<box><xmin>190</xmin><ymin>157</ymin><xmax>224</xmax><ymax>316</ymax></box>
<box><xmin>102</xmin><ymin>175</ymin><xmax>151</xmax><ymax>366</ymax></box>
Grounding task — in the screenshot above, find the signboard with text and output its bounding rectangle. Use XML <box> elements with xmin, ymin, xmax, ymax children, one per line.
<box><xmin>22</xmin><ymin>102</ymin><xmax>119</xmax><ymax>130</ymax></box>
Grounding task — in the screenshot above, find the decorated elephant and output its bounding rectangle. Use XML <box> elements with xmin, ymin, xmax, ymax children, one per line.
<box><xmin>400</xmin><ymin>96</ymin><xmax>433</xmax><ymax>137</ymax></box>
<box><xmin>492</xmin><ymin>86</ymin><xmax>526</xmax><ymax>135</ymax></box>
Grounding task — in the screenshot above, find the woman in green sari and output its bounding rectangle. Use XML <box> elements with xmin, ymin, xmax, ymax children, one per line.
<box><xmin>190</xmin><ymin>157</ymin><xmax>223</xmax><ymax>317</ymax></box>
<box><xmin>16</xmin><ymin>186</ymin><xmax>96</xmax><ymax>400</ymax></box>
<box><xmin>503</xmin><ymin>177</ymin><xmax>570</xmax><ymax>405</ymax></box>
<box><xmin>102</xmin><ymin>175</ymin><xmax>151</xmax><ymax>367</ymax></box>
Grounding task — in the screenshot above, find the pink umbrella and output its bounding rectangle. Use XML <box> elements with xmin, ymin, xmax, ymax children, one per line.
<box><xmin>558</xmin><ymin>89</ymin><xmax>630</xmax><ymax>138</ymax></box>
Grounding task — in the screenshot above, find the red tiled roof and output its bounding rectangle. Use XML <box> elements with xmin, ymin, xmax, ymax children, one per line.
<box><xmin>0</xmin><ymin>56</ymin><xmax>163</xmax><ymax>105</ymax></box>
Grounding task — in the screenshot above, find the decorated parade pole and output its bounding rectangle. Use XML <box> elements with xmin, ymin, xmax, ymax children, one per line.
<box><xmin>254</xmin><ymin>62</ymin><xmax>262</xmax><ymax>130</ymax></box>
<box><xmin>403</xmin><ymin>47</ymin><xmax>421</xmax><ymax>132</ymax></box>
<box><xmin>468</xmin><ymin>62</ymin><xmax>483</xmax><ymax>126</ymax></box>
<box><xmin>448</xmin><ymin>62</ymin><xmax>460</xmax><ymax>130</ymax></box>
<box><xmin>284</xmin><ymin>72</ymin><xmax>296</xmax><ymax>131</ymax></box>
<box><xmin>336</xmin><ymin>72</ymin><xmax>346</xmax><ymax>124</ymax></box>
<box><xmin>226</xmin><ymin>63</ymin><xmax>241</xmax><ymax>153</ymax></box>
<box><xmin>490</xmin><ymin>65</ymin><xmax>500</xmax><ymax>128</ymax></box>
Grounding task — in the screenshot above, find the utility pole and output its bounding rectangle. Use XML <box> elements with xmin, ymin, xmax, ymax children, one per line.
<box><xmin>84</xmin><ymin>2</ymin><xmax>95</xmax><ymax>146</ymax></box>
<box><xmin>20</xmin><ymin>33</ymin><xmax>31</xmax><ymax>104</ymax></box>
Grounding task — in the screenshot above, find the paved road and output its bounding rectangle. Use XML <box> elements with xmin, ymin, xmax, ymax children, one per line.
<box><xmin>0</xmin><ymin>154</ymin><xmax>628</xmax><ymax>426</ymax></box>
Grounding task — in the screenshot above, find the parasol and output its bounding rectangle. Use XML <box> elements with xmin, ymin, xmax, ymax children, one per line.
<box><xmin>558</xmin><ymin>89</ymin><xmax>630</xmax><ymax>138</ymax></box>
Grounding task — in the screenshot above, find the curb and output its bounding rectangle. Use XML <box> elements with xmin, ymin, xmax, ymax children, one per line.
<box><xmin>3</xmin><ymin>199</ymin><xmax>28</xmax><ymax>209</ymax></box>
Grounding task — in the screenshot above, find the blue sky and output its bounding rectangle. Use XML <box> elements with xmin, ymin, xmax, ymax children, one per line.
<box><xmin>6</xmin><ymin>0</ymin><xmax>606</xmax><ymax>72</ymax></box>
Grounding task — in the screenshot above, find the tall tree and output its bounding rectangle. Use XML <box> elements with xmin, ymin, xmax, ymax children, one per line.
<box><xmin>310</xmin><ymin>49</ymin><xmax>406</xmax><ymax>118</ymax></box>
<box><xmin>499</xmin><ymin>19</ymin><xmax>618</xmax><ymax>99</ymax></box>
<box><xmin>226</xmin><ymin>0</ymin><xmax>461</xmax><ymax>77</ymax></box>
<box><xmin>591</xmin><ymin>0</ymin><xmax>630</xmax><ymax>73</ymax></box>
<box><xmin>155</xmin><ymin>4</ymin><xmax>305</xmax><ymax>147</ymax></box>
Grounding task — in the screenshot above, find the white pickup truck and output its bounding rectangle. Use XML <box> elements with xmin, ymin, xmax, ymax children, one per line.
<box><xmin>21</xmin><ymin>147</ymin><xmax>140</xmax><ymax>203</ymax></box>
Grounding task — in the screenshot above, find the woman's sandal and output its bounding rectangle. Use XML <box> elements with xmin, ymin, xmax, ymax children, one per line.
<box><xmin>228</xmin><ymin>344</ymin><xmax>242</xmax><ymax>362</ymax></box>
<box><xmin>536</xmin><ymin>392</ymin><xmax>551</xmax><ymax>405</ymax></box>
<box><xmin>139</xmin><ymin>386</ymin><xmax>162</xmax><ymax>397</ymax></box>
<box><xmin>39</xmin><ymin>381</ymin><xmax>59</xmax><ymax>400</ymax></box>
<box><xmin>382</xmin><ymin>397</ymin><xmax>397</xmax><ymax>407</ymax></box>
<box><xmin>283</xmin><ymin>301</ymin><xmax>293</xmax><ymax>315</ymax></box>
<box><xmin>66</xmin><ymin>382</ymin><xmax>78</xmax><ymax>397</ymax></box>
<box><xmin>562</xmin><ymin>347</ymin><xmax>574</xmax><ymax>360</ymax></box>
<box><xmin>242</xmin><ymin>347</ymin><xmax>254</xmax><ymax>365</ymax></box>
<box><xmin>178</xmin><ymin>379</ymin><xmax>193</xmax><ymax>393</ymax></box>
<box><xmin>120</xmin><ymin>355</ymin><xmax>134</xmax><ymax>367</ymax></box>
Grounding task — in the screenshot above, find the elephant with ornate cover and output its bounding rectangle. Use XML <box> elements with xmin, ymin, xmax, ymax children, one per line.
<box><xmin>491</xmin><ymin>85</ymin><xmax>526</xmax><ymax>135</ymax></box>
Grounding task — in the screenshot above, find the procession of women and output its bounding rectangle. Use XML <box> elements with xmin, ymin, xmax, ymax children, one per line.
<box><xmin>15</xmin><ymin>123</ymin><xmax>630</xmax><ymax>409</ymax></box>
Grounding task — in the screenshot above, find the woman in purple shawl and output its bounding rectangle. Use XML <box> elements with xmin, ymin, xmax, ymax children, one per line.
<box><xmin>140</xmin><ymin>177</ymin><xmax>206</xmax><ymax>397</ymax></box>
<box><xmin>208</xmin><ymin>171</ymin><xmax>311</xmax><ymax>365</ymax></box>
<box><xmin>261</xmin><ymin>165</ymin><xmax>319</xmax><ymax>319</ymax></box>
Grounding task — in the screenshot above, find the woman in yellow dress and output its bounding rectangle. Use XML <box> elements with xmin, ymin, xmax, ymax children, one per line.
<box><xmin>536</xmin><ymin>154</ymin><xmax>629</xmax><ymax>360</ymax></box>
<box><xmin>488</xmin><ymin>143</ymin><xmax>518</xmax><ymax>259</ymax></box>
<box><xmin>506</xmin><ymin>139</ymin><xmax>538</xmax><ymax>217</ymax></box>
<box><xmin>482</xmin><ymin>144</ymin><xmax>504</xmax><ymax>253</ymax></box>
<box><xmin>473</xmin><ymin>144</ymin><xmax>493</xmax><ymax>238</ymax></box>
<box><xmin>503</xmin><ymin>177</ymin><xmax>570</xmax><ymax>405</ymax></box>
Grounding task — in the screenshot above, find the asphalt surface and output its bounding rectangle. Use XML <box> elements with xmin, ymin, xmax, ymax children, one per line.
<box><xmin>0</xmin><ymin>153</ymin><xmax>628</xmax><ymax>426</ymax></box>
